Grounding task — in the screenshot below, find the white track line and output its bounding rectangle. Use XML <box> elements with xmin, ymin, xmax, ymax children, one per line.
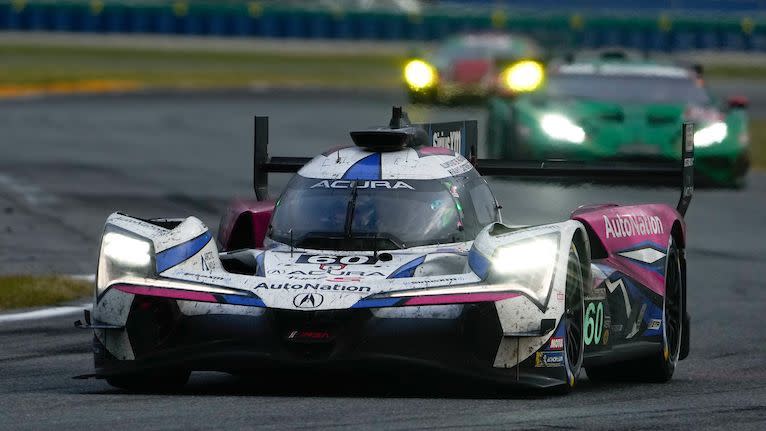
<box><xmin>0</xmin><ymin>303</ymin><xmax>91</xmax><ymax>324</ymax></box>
<box><xmin>69</xmin><ymin>274</ymin><xmax>96</xmax><ymax>283</ymax></box>
<box><xmin>0</xmin><ymin>274</ymin><xmax>96</xmax><ymax>324</ymax></box>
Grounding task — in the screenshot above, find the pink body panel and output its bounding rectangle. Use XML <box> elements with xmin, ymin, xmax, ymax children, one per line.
<box><xmin>217</xmin><ymin>199</ymin><xmax>275</xmax><ymax>250</ymax></box>
<box><xmin>572</xmin><ymin>203</ymin><xmax>686</xmax><ymax>296</ymax></box>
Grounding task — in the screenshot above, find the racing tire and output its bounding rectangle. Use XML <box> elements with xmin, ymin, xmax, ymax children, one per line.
<box><xmin>585</xmin><ymin>237</ymin><xmax>683</xmax><ymax>383</ymax></box>
<box><xmin>554</xmin><ymin>244</ymin><xmax>585</xmax><ymax>394</ymax></box>
<box><xmin>106</xmin><ymin>369</ymin><xmax>191</xmax><ymax>392</ymax></box>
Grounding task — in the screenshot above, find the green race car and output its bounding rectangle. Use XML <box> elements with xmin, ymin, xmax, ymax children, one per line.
<box><xmin>487</xmin><ymin>58</ymin><xmax>750</xmax><ymax>187</ymax></box>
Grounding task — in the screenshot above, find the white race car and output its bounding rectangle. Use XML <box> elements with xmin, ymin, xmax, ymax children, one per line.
<box><xmin>78</xmin><ymin>107</ymin><xmax>693</xmax><ymax>393</ymax></box>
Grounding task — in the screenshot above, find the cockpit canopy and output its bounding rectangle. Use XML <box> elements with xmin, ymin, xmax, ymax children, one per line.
<box><xmin>267</xmin><ymin>172</ymin><xmax>500</xmax><ymax>251</ymax></box>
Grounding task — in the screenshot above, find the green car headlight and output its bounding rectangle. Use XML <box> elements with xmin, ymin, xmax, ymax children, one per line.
<box><xmin>404</xmin><ymin>59</ymin><xmax>436</xmax><ymax>90</ymax></box>
<box><xmin>540</xmin><ymin>113</ymin><xmax>586</xmax><ymax>144</ymax></box>
<box><xmin>694</xmin><ymin>122</ymin><xmax>728</xmax><ymax>147</ymax></box>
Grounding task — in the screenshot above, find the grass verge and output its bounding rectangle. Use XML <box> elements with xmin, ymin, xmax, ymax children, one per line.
<box><xmin>0</xmin><ymin>275</ymin><xmax>92</xmax><ymax>310</ymax></box>
<box><xmin>0</xmin><ymin>43</ymin><xmax>405</xmax><ymax>90</ymax></box>
<box><xmin>749</xmin><ymin>118</ymin><xmax>766</xmax><ymax>170</ymax></box>
<box><xmin>705</xmin><ymin>65</ymin><xmax>766</xmax><ymax>81</ymax></box>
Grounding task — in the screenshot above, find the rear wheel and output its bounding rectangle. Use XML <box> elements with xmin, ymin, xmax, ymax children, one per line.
<box><xmin>106</xmin><ymin>369</ymin><xmax>190</xmax><ymax>392</ymax></box>
<box><xmin>586</xmin><ymin>237</ymin><xmax>683</xmax><ymax>383</ymax></box>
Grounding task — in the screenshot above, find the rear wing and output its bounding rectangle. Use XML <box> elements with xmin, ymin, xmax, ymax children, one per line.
<box><xmin>253</xmin><ymin>114</ymin><xmax>694</xmax><ymax>216</ymax></box>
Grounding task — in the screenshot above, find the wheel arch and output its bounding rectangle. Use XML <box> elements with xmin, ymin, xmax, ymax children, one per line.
<box><xmin>571</xmin><ymin>225</ymin><xmax>592</xmax><ymax>293</ymax></box>
<box><xmin>670</xmin><ymin>220</ymin><xmax>691</xmax><ymax>360</ymax></box>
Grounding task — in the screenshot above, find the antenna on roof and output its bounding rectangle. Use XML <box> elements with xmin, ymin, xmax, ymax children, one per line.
<box><xmin>389</xmin><ymin>106</ymin><xmax>411</xmax><ymax>129</ymax></box>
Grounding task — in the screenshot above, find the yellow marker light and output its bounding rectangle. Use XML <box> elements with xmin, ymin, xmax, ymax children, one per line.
<box><xmin>404</xmin><ymin>59</ymin><xmax>436</xmax><ymax>90</ymax></box>
<box><xmin>503</xmin><ymin>60</ymin><xmax>544</xmax><ymax>92</ymax></box>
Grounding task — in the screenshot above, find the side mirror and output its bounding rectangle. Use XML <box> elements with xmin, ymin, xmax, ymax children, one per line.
<box><xmin>727</xmin><ymin>95</ymin><xmax>748</xmax><ymax>109</ymax></box>
<box><xmin>218</xmin><ymin>199</ymin><xmax>275</xmax><ymax>251</ymax></box>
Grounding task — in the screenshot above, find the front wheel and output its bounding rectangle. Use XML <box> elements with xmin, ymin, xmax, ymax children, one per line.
<box><xmin>556</xmin><ymin>244</ymin><xmax>585</xmax><ymax>394</ymax></box>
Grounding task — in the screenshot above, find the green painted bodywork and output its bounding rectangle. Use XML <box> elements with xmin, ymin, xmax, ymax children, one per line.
<box><xmin>486</xmin><ymin>64</ymin><xmax>751</xmax><ymax>187</ymax></box>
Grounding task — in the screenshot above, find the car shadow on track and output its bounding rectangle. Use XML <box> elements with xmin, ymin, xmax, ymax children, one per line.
<box><xmin>82</xmin><ymin>371</ymin><xmax>646</xmax><ymax>399</ymax></box>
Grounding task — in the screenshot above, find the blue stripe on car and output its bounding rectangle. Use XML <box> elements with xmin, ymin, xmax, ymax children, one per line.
<box><xmin>387</xmin><ymin>255</ymin><xmax>426</xmax><ymax>279</ymax></box>
<box><xmin>351</xmin><ymin>298</ymin><xmax>402</xmax><ymax>308</ymax></box>
<box><xmin>342</xmin><ymin>152</ymin><xmax>381</xmax><ymax>180</ymax></box>
<box><xmin>221</xmin><ymin>294</ymin><xmax>266</xmax><ymax>307</ymax></box>
<box><xmin>156</xmin><ymin>231</ymin><xmax>212</xmax><ymax>273</ymax></box>
<box><xmin>468</xmin><ymin>248</ymin><xmax>491</xmax><ymax>280</ymax></box>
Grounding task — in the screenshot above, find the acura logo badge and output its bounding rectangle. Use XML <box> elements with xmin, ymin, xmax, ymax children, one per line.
<box><xmin>293</xmin><ymin>293</ymin><xmax>324</xmax><ymax>309</ymax></box>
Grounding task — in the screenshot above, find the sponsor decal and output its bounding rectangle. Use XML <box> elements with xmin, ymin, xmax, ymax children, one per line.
<box><xmin>181</xmin><ymin>272</ymin><xmax>228</xmax><ymax>282</ymax></box>
<box><xmin>549</xmin><ymin>337</ymin><xmax>564</xmax><ymax>350</ymax></box>
<box><xmin>648</xmin><ymin>319</ymin><xmax>662</xmax><ymax>330</ymax></box>
<box><xmin>584</xmin><ymin>301</ymin><xmax>605</xmax><ymax>346</ymax></box>
<box><xmin>293</xmin><ymin>293</ymin><xmax>323</xmax><ymax>308</ymax></box>
<box><xmin>433</xmin><ymin>130</ymin><xmax>461</xmax><ymax>152</ymax></box>
<box><xmin>408</xmin><ymin>276</ymin><xmax>461</xmax><ymax>285</ymax></box>
<box><xmin>535</xmin><ymin>351</ymin><xmax>565</xmax><ymax>368</ymax></box>
<box><xmin>440</xmin><ymin>158</ymin><xmax>472</xmax><ymax>176</ymax></box>
<box><xmin>201</xmin><ymin>250</ymin><xmax>216</xmax><ymax>271</ymax></box>
<box><xmin>267</xmin><ymin>269</ymin><xmax>386</xmax><ymax>277</ymax></box>
<box><xmin>286</xmin><ymin>329</ymin><xmax>333</xmax><ymax>342</ymax></box>
<box><xmin>319</xmin><ymin>263</ymin><xmax>346</xmax><ymax>270</ymax></box>
<box><xmin>255</xmin><ymin>282</ymin><xmax>371</xmax><ymax>292</ymax></box>
<box><xmin>310</xmin><ymin>180</ymin><xmax>414</xmax><ymax>190</ymax></box>
<box><xmin>297</xmin><ymin>254</ymin><xmax>378</xmax><ymax>265</ymax></box>
<box><xmin>326</xmin><ymin>276</ymin><xmax>362</xmax><ymax>282</ymax></box>
<box><xmin>603</xmin><ymin>214</ymin><xmax>663</xmax><ymax>239</ymax></box>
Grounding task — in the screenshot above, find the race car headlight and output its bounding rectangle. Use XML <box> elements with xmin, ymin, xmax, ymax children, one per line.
<box><xmin>694</xmin><ymin>122</ymin><xmax>728</xmax><ymax>147</ymax></box>
<box><xmin>540</xmin><ymin>113</ymin><xmax>586</xmax><ymax>144</ymax></box>
<box><xmin>488</xmin><ymin>235</ymin><xmax>559</xmax><ymax>303</ymax></box>
<box><xmin>96</xmin><ymin>230</ymin><xmax>155</xmax><ymax>298</ymax></box>
<box><xmin>501</xmin><ymin>60</ymin><xmax>544</xmax><ymax>93</ymax></box>
<box><xmin>404</xmin><ymin>59</ymin><xmax>436</xmax><ymax>90</ymax></box>
<box><xmin>102</xmin><ymin>232</ymin><xmax>151</xmax><ymax>267</ymax></box>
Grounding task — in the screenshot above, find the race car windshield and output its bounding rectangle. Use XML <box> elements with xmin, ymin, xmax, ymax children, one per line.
<box><xmin>545</xmin><ymin>74</ymin><xmax>710</xmax><ymax>105</ymax></box>
<box><xmin>437</xmin><ymin>35</ymin><xmax>531</xmax><ymax>61</ymax></box>
<box><xmin>269</xmin><ymin>176</ymin><xmax>466</xmax><ymax>251</ymax></box>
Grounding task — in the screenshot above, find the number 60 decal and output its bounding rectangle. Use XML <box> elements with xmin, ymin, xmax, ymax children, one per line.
<box><xmin>584</xmin><ymin>302</ymin><xmax>604</xmax><ymax>346</ymax></box>
<box><xmin>297</xmin><ymin>254</ymin><xmax>378</xmax><ymax>265</ymax></box>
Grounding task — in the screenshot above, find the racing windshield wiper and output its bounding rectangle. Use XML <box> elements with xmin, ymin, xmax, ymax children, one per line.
<box><xmin>344</xmin><ymin>180</ymin><xmax>359</xmax><ymax>239</ymax></box>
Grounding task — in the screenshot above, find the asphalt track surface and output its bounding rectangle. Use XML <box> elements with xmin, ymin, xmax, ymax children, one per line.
<box><xmin>1</xmin><ymin>89</ymin><xmax>765</xmax><ymax>430</ymax></box>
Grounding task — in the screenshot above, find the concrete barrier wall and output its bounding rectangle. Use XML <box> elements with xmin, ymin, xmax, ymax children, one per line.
<box><xmin>0</xmin><ymin>1</ymin><xmax>763</xmax><ymax>51</ymax></box>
